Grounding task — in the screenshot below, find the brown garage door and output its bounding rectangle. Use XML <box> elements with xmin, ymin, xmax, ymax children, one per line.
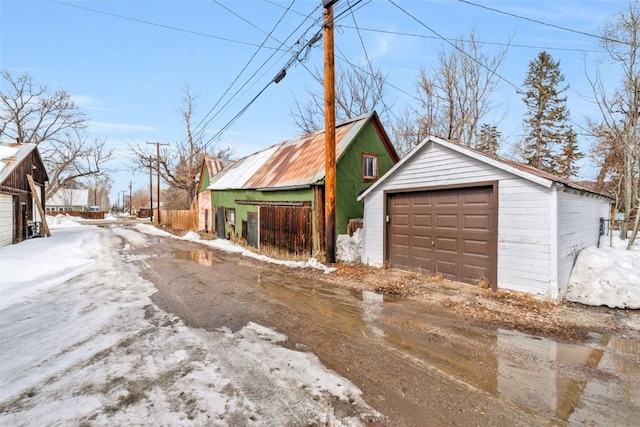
<box><xmin>389</xmin><ymin>186</ymin><xmax>496</xmax><ymax>286</ymax></box>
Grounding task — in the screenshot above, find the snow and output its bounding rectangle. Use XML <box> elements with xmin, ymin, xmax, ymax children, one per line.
<box><xmin>337</xmin><ymin>229</ymin><xmax>362</xmax><ymax>264</ymax></box>
<box><xmin>0</xmin><ymin>220</ymin><xmax>377</xmax><ymax>425</ymax></box>
<box><xmin>565</xmin><ymin>232</ymin><xmax>640</xmax><ymax>309</ymax></box>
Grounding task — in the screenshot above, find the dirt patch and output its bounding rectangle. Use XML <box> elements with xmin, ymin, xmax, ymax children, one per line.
<box><xmin>296</xmin><ymin>263</ymin><xmax>634</xmax><ymax>343</ymax></box>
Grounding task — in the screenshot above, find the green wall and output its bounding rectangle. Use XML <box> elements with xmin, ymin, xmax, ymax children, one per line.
<box><xmin>211</xmin><ymin>187</ymin><xmax>314</xmax><ymax>240</ymax></box>
<box><xmin>335</xmin><ymin>122</ymin><xmax>397</xmax><ymax>234</ymax></box>
<box><xmin>210</xmin><ymin>117</ymin><xmax>398</xmax><ymax>247</ymax></box>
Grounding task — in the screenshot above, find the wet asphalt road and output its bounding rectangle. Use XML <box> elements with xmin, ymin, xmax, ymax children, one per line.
<box><xmin>127</xmin><ymin>231</ymin><xmax>640</xmax><ymax>426</ymax></box>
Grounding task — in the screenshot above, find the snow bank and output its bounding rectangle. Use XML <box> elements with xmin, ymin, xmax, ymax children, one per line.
<box><xmin>565</xmin><ymin>233</ymin><xmax>640</xmax><ymax>309</ymax></box>
<box><xmin>134</xmin><ymin>224</ymin><xmax>337</xmax><ymax>274</ymax></box>
<box><xmin>0</xmin><ymin>225</ymin><xmax>378</xmax><ymax>425</ymax></box>
<box><xmin>337</xmin><ymin>229</ymin><xmax>362</xmax><ymax>264</ymax></box>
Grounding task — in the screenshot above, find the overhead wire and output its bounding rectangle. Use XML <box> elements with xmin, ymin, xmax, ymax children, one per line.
<box><xmin>50</xmin><ymin>0</ymin><xmax>289</xmax><ymax>51</ymax></box>
<box><xmin>191</xmin><ymin>0</ymin><xmax>298</xmax><ymax>141</ymax></box>
<box><xmin>457</xmin><ymin>0</ymin><xmax>627</xmax><ymax>46</ymax></box>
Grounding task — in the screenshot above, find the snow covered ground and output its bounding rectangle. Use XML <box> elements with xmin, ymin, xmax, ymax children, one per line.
<box><xmin>565</xmin><ymin>232</ymin><xmax>640</xmax><ymax>309</ymax></box>
<box><xmin>0</xmin><ymin>216</ymin><xmax>377</xmax><ymax>426</ymax></box>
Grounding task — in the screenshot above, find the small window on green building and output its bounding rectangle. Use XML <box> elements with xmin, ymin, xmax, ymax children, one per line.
<box><xmin>225</xmin><ymin>208</ymin><xmax>235</xmax><ymax>224</ymax></box>
<box><xmin>362</xmin><ymin>153</ymin><xmax>378</xmax><ymax>181</ymax></box>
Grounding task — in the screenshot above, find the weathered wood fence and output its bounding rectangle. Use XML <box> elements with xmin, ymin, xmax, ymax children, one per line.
<box><xmin>155</xmin><ymin>209</ymin><xmax>198</xmax><ymax>231</ymax></box>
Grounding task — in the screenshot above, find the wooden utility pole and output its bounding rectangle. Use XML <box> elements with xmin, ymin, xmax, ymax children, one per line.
<box><xmin>147</xmin><ymin>142</ymin><xmax>169</xmax><ymax>223</ymax></box>
<box><xmin>129</xmin><ymin>181</ymin><xmax>132</xmax><ymax>215</ymax></box>
<box><xmin>149</xmin><ymin>164</ymin><xmax>154</xmax><ymax>222</ymax></box>
<box><xmin>324</xmin><ymin>0</ymin><xmax>337</xmax><ymax>264</ymax></box>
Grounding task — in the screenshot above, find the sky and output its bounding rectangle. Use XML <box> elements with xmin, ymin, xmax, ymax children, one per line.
<box><xmin>0</xmin><ymin>0</ymin><xmax>629</xmax><ymax>203</ymax></box>
<box><xmin>0</xmin><ymin>214</ymin><xmax>638</xmax><ymax>423</ymax></box>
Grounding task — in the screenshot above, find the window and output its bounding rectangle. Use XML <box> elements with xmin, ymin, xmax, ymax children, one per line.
<box><xmin>362</xmin><ymin>153</ymin><xmax>378</xmax><ymax>181</ymax></box>
<box><xmin>225</xmin><ymin>208</ymin><xmax>235</xmax><ymax>225</ymax></box>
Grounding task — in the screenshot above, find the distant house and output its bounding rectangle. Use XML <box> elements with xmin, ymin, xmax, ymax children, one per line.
<box><xmin>0</xmin><ymin>142</ymin><xmax>49</xmax><ymax>247</ymax></box>
<box><xmin>358</xmin><ymin>136</ymin><xmax>613</xmax><ymax>299</ymax></box>
<box><xmin>196</xmin><ymin>156</ymin><xmax>229</xmax><ymax>232</ymax></box>
<box><xmin>208</xmin><ymin>112</ymin><xmax>399</xmax><ymax>256</ymax></box>
<box><xmin>46</xmin><ymin>188</ymin><xmax>89</xmax><ymax>212</ymax></box>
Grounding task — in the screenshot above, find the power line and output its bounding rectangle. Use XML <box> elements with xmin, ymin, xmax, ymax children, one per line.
<box><xmin>457</xmin><ymin>0</ymin><xmax>627</xmax><ymax>45</ymax></box>
<box><xmin>50</xmin><ymin>0</ymin><xmax>288</xmax><ymax>51</ymax></box>
<box><xmin>388</xmin><ymin>0</ymin><xmax>524</xmax><ymax>95</ymax></box>
<box><xmin>192</xmin><ymin>0</ymin><xmax>298</xmax><ymax>139</ymax></box>
<box><xmin>336</xmin><ymin>25</ymin><xmax>606</xmax><ymax>54</ymax></box>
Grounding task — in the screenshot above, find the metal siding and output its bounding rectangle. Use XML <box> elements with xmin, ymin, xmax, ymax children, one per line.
<box><xmin>0</xmin><ymin>193</ymin><xmax>13</xmax><ymax>246</ymax></box>
<box><xmin>556</xmin><ymin>191</ymin><xmax>612</xmax><ymax>291</ymax></box>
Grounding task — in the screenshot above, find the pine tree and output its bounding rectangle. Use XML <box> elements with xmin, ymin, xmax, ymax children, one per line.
<box><xmin>476</xmin><ymin>123</ymin><xmax>501</xmax><ymax>155</ymax></box>
<box><xmin>521</xmin><ymin>51</ymin><xmax>581</xmax><ymax>176</ymax></box>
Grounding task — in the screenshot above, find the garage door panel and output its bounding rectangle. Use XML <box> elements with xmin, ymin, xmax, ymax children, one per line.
<box><xmin>463</xmin><ymin>239</ymin><xmax>489</xmax><ymax>256</ymax></box>
<box><xmin>463</xmin><ymin>214</ymin><xmax>491</xmax><ymax>230</ymax></box>
<box><xmin>435</xmin><ymin>237</ymin><xmax>458</xmax><ymax>253</ymax></box>
<box><xmin>435</xmin><ymin>214</ymin><xmax>458</xmax><ymax>229</ymax></box>
<box><xmin>434</xmin><ymin>193</ymin><xmax>459</xmax><ymax>206</ymax></box>
<box><xmin>462</xmin><ymin>189</ymin><xmax>491</xmax><ymax>206</ymax></box>
<box><xmin>389</xmin><ymin>186</ymin><xmax>496</xmax><ymax>286</ymax></box>
<box><xmin>413</xmin><ymin>213</ymin><xmax>431</xmax><ymax>227</ymax></box>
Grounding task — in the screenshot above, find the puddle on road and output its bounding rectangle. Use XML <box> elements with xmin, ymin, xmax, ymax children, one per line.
<box><xmin>172</xmin><ymin>249</ymin><xmax>217</xmax><ymax>266</ymax></box>
<box><xmin>346</xmin><ymin>289</ymin><xmax>639</xmax><ymax>425</ymax></box>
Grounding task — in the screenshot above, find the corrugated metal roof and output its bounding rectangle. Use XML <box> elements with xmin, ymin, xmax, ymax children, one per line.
<box><xmin>204</xmin><ymin>157</ymin><xmax>230</xmax><ymax>180</ymax></box>
<box><xmin>0</xmin><ymin>142</ymin><xmax>37</xmax><ymax>185</ymax></box>
<box><xmin>209</xmin><ymin>112</ymin><xmax>374</xmax><ymax>190</ymax></box>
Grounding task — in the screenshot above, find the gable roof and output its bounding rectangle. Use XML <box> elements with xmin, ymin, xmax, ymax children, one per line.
<box><xmin>0</xmin><ymin>142</ymin><xmax>40</xmax><ymax>185</ymax></box>
<box><xmin>209</xmin><ymin>111</ymin><xmax>398</xmax><ymax>191</ymax></box>
<box><xmin>48</xmin><ymin>188</ymin><xmax>89</xmax><ymax>206</ymax></box>
<box><xmin>197</xmin><ymin>156</ymin><xmax>231</xmax><ymax>193</ymax></box>
<box><xmin>359</xmin><ymin>135</ymin><xmax>612</xmax><ymax>201</ymax></box>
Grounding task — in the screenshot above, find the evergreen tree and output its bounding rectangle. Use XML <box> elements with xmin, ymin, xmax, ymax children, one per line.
<box><xmin>521</xmin><ymin>51</ymin><xmax>581</xmax><ymax>176</ymax></box>
<box><xmin>476</xmin><ymin>123</ymin><xmax>501</xmax><ymax>155</ymax></box>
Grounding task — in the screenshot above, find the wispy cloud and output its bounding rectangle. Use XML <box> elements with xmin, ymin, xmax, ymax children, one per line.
<box><xmin>89</xmin><ymin>121</ymin><xmax>155</xmax><ymax>134</ymax></box>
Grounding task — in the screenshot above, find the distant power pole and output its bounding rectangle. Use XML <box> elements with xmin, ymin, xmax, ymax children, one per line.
<box><xmin>149</xmin><ymin>164</ymin><xmax>154</xmax><ymax>222</ymax></box>
<box><xmin>129</xmin><ymin>181</ymin><xmax>132</xmax><ymax>215</ymax></box>
<box><xmin>324</xmin><ymin>0</ymin><xmax>338</xmax><ymax>264</ymax></box>
<box><xmin>147</xmin><ymin>142</ymin><xmax>169</xmax><ymax>223</ymax></box>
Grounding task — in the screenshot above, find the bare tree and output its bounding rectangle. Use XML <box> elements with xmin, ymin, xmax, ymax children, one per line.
<box><xmin>587</xmin><ymin>0</ymin><xmax>640</xmax><ymax>248</ymax></box>
<box><xmin>0</xmin><ymin>70</ymin><xmax>113</xmax><ymax>199</ymax></box>
<box><xmin>130</xmin><ymin>85</ymin><xmax>233</xmax><ymax>209</ymax></box>
<box><xmin>291</xmin><ymin>65</ymin><xmax>393</xmax><ymax>134</ymax></box>
<box><xmin>416</xmin><ymin>29</ymin><xmax>509</xmax><ymax>148</ymax></box>
<box><xmin>389</xmin><ymin>107</ymin><xmax>425</xmax><ymax>157</ymax></box>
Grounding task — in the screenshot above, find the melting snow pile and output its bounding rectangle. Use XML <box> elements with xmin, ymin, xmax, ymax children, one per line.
<box><xmin>336</xmin><ymin>228</ymin><xmax>362</xmax><ymax>264</ymax></box>
<box><xmin>565</xmin><ymin>233</ymin><xmax>640</xmax><ymax>309</ymax></box>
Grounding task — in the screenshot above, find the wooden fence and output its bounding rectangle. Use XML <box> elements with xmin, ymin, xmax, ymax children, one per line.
<box><xmin>155</xmin><ymin>209</ymin><xmax>198</xmax><ymax>231</ymax></box>
<box><xmin>46</xmin><ymin>211</ymin><xmax>105</xmax><ymax>220</ymax></box>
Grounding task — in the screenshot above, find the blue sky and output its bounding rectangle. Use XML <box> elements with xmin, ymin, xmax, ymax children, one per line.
<box><xmin>0</xmin><ymin>0</ymin><xmax>626</xmax><ymax>202</ymax></box>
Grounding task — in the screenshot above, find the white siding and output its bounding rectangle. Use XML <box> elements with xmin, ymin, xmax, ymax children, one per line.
<box><xmin>362</xmin><ymin>143</ymin><xmax>557</xmax><ymax>296</ymax></box>
<box><xmin>556</xmin><ymin>190</ymin><xmax>611</xmax><ymax>293</ymax></box>
<box><xmin>0</xmin><ymin>193</ymin><xmax>13</xmax><ymax>247</ymax></box>
<box><xmin>498</xmin><ymin>179</ymin><xmax>553</xmax><ymax>296</ymax></box>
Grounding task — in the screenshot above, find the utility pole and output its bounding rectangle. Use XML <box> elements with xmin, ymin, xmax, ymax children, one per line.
<box><xmin>149</xmin><ymin>164</ymin><xmax>154</xmax><ymax>223</ymax></box>
<box><xmin>323</xmin><ymin>0</ymin><xmax>338</xmax><ymax>264</ymax></box>
<box><xmin>129</xmin><ymin>181</ymin><xmax>132</xmax><ymax>215</ymax></box>
<box><xmin>147</xmin><ymin>142</ymin><xmax>169</xmax><ymax>223</ymax></box>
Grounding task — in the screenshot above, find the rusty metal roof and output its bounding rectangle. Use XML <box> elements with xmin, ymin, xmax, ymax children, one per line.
<box><xmin>209</xmin><ymin>112</ymin><xmax>379</xmax><ymax>190</ymax></box>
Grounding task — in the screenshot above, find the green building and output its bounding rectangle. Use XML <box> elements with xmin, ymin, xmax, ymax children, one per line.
<box><xmin>205</xmin><ymin>111</ymin><xmax>399</xmax><ymax>257</ymax></box>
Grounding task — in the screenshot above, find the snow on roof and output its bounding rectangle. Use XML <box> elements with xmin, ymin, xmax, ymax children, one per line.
<box><xmin>0</xmin><ymin>142</ymin><xmax>37</xmax><ymax>185</ymax></box>
<box><xmin>48</xmin><ymin>188</ymin><xmax>89</xmax><ymax>206</ymax></box>
<box><xmin>359</xmin><ymin>136</ymin><xmax>612</xmax><ymax>201</ymax></box>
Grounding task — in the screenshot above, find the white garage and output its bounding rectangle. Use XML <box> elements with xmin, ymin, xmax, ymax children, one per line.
<box><xmin>0</xmin><ymin>193</ymin><xmax>14</xmax><ymax>246</ymax></box>
<box><xmin>358</xmin><ymin>136</ymin><xmax>612</xmax><ymax>299</ymax></box>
